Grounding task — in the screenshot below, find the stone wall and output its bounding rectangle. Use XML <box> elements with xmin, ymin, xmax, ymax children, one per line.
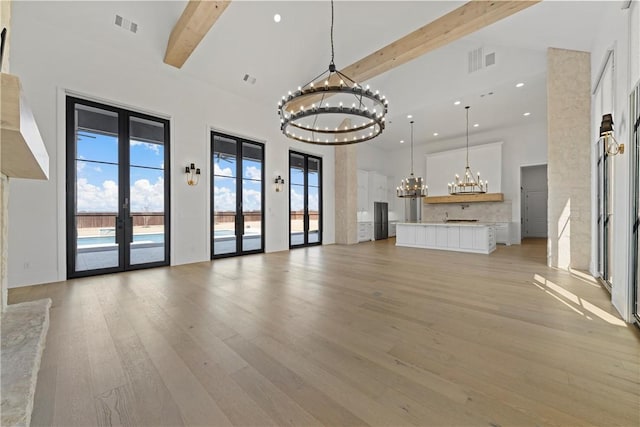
<box><xmin>547</xmin><ymin>48</ymin><xmax>592</xmax><ymax>270</ymax></box>
<box><xmin>422</xmin><ymin>200</ymin><xmax>512</xmax><ymax>223</ymax></box>
<box><xmin>335</xmin><ymin>145</ymin><xmax>358</xmax><ymax>244</ymax></box>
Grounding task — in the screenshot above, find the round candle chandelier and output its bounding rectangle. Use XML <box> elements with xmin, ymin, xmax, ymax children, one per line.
<box><xmin>397</xmin><ymin>121</ymin><xmax>428</xmax><ymax>198</ymax></box>
<box><xmin>276</xmin><ymin>0</ymin><xmax>388</xmax><ymax>145</ymax></box>
<box><xmin>448</xmin><ymin>106</ymin><xmax>488</xmax><ymax>195</ymax></box>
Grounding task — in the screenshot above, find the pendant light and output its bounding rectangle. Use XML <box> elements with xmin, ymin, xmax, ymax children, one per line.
<box><xmin>448</xmin><ymin>106</ymin><xmax>488</xmax><ymax>194</ymax></box>
<box><xmin>276</xmin><ymin>0</ymin><xmax>388</xmax><ymax>145</ymax></box>
<box><xmin>397</xmin><ymin>121</ymin><xmax>428</xmax><ymax>198</ymax></box>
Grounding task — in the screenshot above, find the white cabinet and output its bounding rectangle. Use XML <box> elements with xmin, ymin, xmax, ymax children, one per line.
<box><xmin>495</xmin><ymin>222</ymin><xmax>511</xmax><ymax>245</ymax></box>
<box><xmin>396</xmin><ymin>223</ymin><xmax>496</xmax><ymax>254</ymax></box>
<box><xmin>357</xmin><ymin>222</ymin><xmax>373</xmax><ymax>242</ymax></box>
<box><xmin>447</xmin><ymin>227</ymin><xmax>460</xmax><ymax>248</ymax></box>
<box><xmin>368</xmin><ymin>172</ymin><xmax>388</xmax><ymax>203</ymax></box>
<box><xmin>357</xmin><ymin>170</ymin><xmax>369</xmax><ymax>213</ymax></box>
<box><xmin>389</xmin><ymin>222</ymin><xmax>397</xmax><ymax>237</ymax></box>
<box><xmin>396</xmin><ymin>224</ymin><xmax>416</xmax><ymax>245</ymax></box>
<box><xmin>460</xmin><ymin>227</ymin><xmax>474</xmax><ymax>249</ymax></box>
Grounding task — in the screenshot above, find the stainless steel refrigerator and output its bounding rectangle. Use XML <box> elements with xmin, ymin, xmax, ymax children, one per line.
<box><xmin>374</xmin><ymin>202</ymin><xmax>388</xmax><ymax>240</ymax></box>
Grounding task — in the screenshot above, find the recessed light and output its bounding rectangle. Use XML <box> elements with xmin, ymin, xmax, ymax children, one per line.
<box><xmin>473</xmin><ymin>123</ymin><xmax>479</xmax><ymax>127</ymax></box>
<box><xmin>273</xmin><ymin>14</ymin><xmax>281</xmax><ymax>23</ymax></box>
<box><xmin>523</xmin><ymin>112</ymin><xmax>531</xmax><ymax>116</ymax></box>
<box><xmin>433</xmin><ymin>132</ymin><xmax>439</xmax><ymax>136</ymax></box>
<box><xmin>400</xmin><ymin>140</ymin><xmax>405</xmax><ymax>144</ymax></box>
<box><xmin>516</xmin><ymin>82</ymin><xmax>525</xmax><ymax>88</ymax></box>
<box><xmin>407</xmin><ymin>114</ymin><xmax>413</xmax><ymax>119</ymax></box>
<box><xmin>454</xmin><ymin>101</ymin><xmax>461</xmax><ymax>105</ymax></box>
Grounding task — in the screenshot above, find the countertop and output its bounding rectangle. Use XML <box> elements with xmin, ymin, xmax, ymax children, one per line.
<box><xmin>397</xmin><ymin>222</ymin><xmax>497</xmax><ymax>227</ymax></box>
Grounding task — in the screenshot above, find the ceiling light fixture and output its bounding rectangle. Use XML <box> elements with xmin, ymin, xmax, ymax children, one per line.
<box><xmin>473</xmin><ymin>123</ymin><xmax>479</xmax><ymax>127</ymax></box>
<box><xmin>407</xmin><ymin>114</ymin><xmax>413</xmax><ymax>119</ymax></box>
<box><xmin>397</xmin><ymin>120</ymin><xmax>428</xmax><ymax>198</ymax></box>
<box><xmin>273</xmin><ymin>14</ymin><xmax>281</xmax><ymax>23</ymax></box>
<box><xmin>516</xmin><ymin>82</ymin><xmax>525</xmax><ymax>88</ymax></box>
<box><xmin>433</xmin><ymin>132</ymin><xmax>439</xmax><ymax>136</ymax></box>
<box><xmin>454</xmin><ymin>101</ymin><xmax>461</xmax><ymax>105</ymax></box>
<box><xmin>448</xmin><ymin>106</ymin><xmax>487</xmax><ymax>195</ymax></box>
<box><xmin>276</xmin><ymin>0</ymin><xmax>388</xmax><ymax>145</ymax></box>
<box><xmin>400</xmin><ymin>140</ymin><xmax>405</xmax><ymax>144</ymax></box>
<box><xmin>523</xmin><ymin>112</ymin><xmax>531</xmax><ymax>116</ymax></box>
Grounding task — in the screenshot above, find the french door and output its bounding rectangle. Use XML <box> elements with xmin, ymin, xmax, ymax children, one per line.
<box><xmin>211</xmin><ymin>132</ymin><xmax>265</xmax><ymax>258</ymax></box>
<box><xmin>289</xmin><ymin>151</ymin><xmax>322</xmax><ymax>248</ymax></box>
<box><xmin>596</xmin><ymin>135</ymin><xmax>613</xmax><ymax>288</ymax></box>
<box><xmin>66</xmin><ymin>97</ymin><xmax>170</xmax><ymax>278</ymax></box>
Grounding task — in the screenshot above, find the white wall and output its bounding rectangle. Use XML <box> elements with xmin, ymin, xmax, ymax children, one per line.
<box><xmin>370</xmin><ymin>119</ymin><xmax>548</xmax><ymax>242</ymax></box>
<box><xmin>589</xmin><ymin>1</ymin><xmax>638</xmax><ymax>322</ymax></box>
<box><xmin>7</xmin><ymin>2</ymin><xmax>336</xmax><ymax>287</ymax></box>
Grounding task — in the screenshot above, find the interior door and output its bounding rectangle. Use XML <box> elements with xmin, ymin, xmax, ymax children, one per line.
<box><xmin>211</xmin><ymin>132</ymin><xmax>264</xmax><ymax>258</ymax></box>
<box><xmin>66</xmin><ymin>97</ymin><xmax>170</xmax><ymax>278</ymax></box>
<box><xmin>524</xmin><ymin>190</ymin><xmax>548</xmax><ymax>237</ymax></box>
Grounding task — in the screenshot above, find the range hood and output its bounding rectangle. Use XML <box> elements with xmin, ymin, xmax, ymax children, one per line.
<box><xmin>1</xmin><ymin>73</ymin><xmax>49</xmax><ymax>180</ymax></box>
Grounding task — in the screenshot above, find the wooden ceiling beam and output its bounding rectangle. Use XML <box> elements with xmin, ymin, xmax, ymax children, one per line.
<box><xmin>285</xmin><ymin>0</ymin><xmax>540</xmax><ymax>112</ymax></box>
<box><xmin>164</xmin><ymin>0</ymin><xmax>231</xmax><ymax>69</ymax></box>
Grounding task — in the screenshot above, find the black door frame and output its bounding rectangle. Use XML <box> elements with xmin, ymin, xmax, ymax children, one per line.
<box><xmin>289</xmin><ymin>150</ymin><xmax>323</xmax><ymax>248</ymax></box>
<box><xmin>66</xmin><ymin>96</ymin><xmax>171</xmax><ymax>278</ymax></box>
<box><xmin>631</xmin><ymin>83</ymin><xmax>640</xmax><ymax>323</ymax></box>
<box><xmin>210</xmin><ymin>131</ymin><xmax>265</xmax><ymax>259</ymax></box>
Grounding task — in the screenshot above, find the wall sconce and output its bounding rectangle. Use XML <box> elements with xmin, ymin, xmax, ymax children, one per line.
<box><xmin>274</xmin><ymin>175</ymin><xmax>285</xmax><ymax>192</ymax></box>
<box><xmin>600</xmin><ymin>113</ymin><xmax>624</xmax><ymax>155</ymax></box>
<box><xmin>185</xmin><ymin>163</ymin><xmax>201</xmax><ymax>186</ymax></box>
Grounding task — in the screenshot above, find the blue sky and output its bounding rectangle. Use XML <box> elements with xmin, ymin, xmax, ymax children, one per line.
<box><xmin>76</xmin><ymin>131</ymin><xmax>165</xmax><ymax>213</ymax></box>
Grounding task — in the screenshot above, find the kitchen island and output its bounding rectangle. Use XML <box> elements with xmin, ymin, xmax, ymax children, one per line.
<box><xmin>396</xmin><ymin>222</ymin><xmax>496</xmax><ymax>254</ymax></box>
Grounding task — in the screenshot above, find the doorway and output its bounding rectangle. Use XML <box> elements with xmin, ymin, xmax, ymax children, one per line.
<box><xmin>289</xmin><ymin>151</ymin><xmax>322</xmax><ymax>248</ymax></box>
<box><xmin>211</xmin><ymin>131</ymin><xmax>265</xmax><ymax>258</ymax></box>
<box><xmin>521</xmin><ymin>164</ymin><xmax>548</xmax><ymax>238</ymax></box>
<box><xmin>66</xmin><ymin>97</ymin><xmax>170</xmax><ymax>278</ymax></box>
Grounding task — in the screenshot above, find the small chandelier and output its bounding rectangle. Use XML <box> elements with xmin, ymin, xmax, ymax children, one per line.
<box><xmin>397</xmin><ymin>121</ymin><xmax>428</xmax><ymax>198</ymax></box>
<box><xmin>276</xmin><ymin>0</ymin><xmax>388</xmax><ymax>145</ymax></box>
<box><xmin>449</xmin><ymin>106</ymin><xmax>487</xmax><ymax>195</ymax></box>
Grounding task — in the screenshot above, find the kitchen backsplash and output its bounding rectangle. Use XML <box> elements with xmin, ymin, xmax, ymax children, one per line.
<box><xmin>421</xmin><ymin>200</ymin><xmax>512</xmax><ymax>222</ymax></box>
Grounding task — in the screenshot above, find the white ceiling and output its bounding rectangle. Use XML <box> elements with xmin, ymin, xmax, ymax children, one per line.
<box><xmin>19</xmin><ymin>1</ymin><xmax>613</xmax><ymax>150</ymax></box>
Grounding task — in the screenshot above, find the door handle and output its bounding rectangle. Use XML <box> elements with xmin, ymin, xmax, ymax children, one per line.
<box><xmin>115</xmin><ymin>216</ymin><xmax>124</xmax><ymax>244</ymax></box>
<box><xmin>123</xmin><ymin>197</ymin><xmax>129</xmax><ymax>210</ymax></box>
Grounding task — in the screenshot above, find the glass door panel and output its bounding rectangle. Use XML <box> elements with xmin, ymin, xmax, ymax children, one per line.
<box><xmin>128</xmin><ymin>116</ymin><xmax>168</xmax><ymax>266</ymax></box>
<box><xmin>67</xmin><ymin>98</ymin><xmax>170</xmax><ymax>278</ymax></box>
<box><xmin>289</xmin><ymin>151</ymin><xmax>322</xmax><ymax>248</ymax></box>
<box><xmin>242</xmin><ymin>142</ymin><xmax>263</xmax><ymax>252</ymax></box>
<box><xmin>211</xmin><ymin>133</ymin><xmax>264</xmax><ymax>258</ymax></box>
<box><xmin>213</xmin><ymin>135</ymin><xmax>238</xmax><ymax>256</ymax></box>
<box><xmin>290</xmin><ymin>153</ymin><xmax>306</xmax><ymax>247</ymax></box>
<box><xmin>71</xmin><ymin>104</ymin><xmax>121</xmax><ymax>273</ymax></box>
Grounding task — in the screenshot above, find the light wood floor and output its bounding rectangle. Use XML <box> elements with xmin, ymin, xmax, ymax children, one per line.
<box><xmin>9</xmin><ymin>239</ymin><xmax>640</xmax><ymax>426</ymax></box>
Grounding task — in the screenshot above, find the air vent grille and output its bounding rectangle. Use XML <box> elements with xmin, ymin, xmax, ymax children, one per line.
<box><xmin>115</xmin><ymin>15</ymin><xmax>138</xmax><ymax>33</ymax></box>
<box><xmin>468</xmin><ymin>47</ymin><xmax>484</xmax><ymax>73</ymax></box>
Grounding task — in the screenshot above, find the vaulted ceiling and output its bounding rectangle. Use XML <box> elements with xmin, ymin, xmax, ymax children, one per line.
<box><xmin>19</xmin><ymin>1</ymin><xmax>613</xmax><ymax>150</ymax></box>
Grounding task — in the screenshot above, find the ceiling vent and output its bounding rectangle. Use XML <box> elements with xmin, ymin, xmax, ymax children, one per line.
<box><xmin>468</xmin><ymin>48</ymin><xmax>496</xmax><ymax>73</ymax></box>
<box><xmin>115</xmin><ymin>15</ymin><xmax>138</xmax><ymax>34</ymax></box>
<box><xmin>485</xmin><ymin>52</ymin><xmax>496</xmax><ymax>67</ymax></box>
<box><xmin>468</xmin><ymin>47</ymin><xmax>484</xmax><ymax>73</ymax></box>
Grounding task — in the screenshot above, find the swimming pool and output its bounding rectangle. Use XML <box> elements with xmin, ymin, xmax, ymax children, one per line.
<box><xmin>78</xmin><ymin>233</ymin><xmax>164</xmax><ymax>247</ymax></box>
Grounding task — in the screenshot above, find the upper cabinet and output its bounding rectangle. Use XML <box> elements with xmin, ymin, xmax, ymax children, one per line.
<box><xmin>369</xmin><ymin>172</ymin><xmax>387</xmax><ymax>203</ymax></box>
<box><xmin>1</xmin><ymin>73</ymin><xmax>49</xmax><ymax>180</ymax></box>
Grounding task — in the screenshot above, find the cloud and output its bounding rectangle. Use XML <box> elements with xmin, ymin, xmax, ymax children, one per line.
<box><xmin>76</xmin><ymin>178</ymin><xmax>119</xmax><ymax>212</ymax></box>
<box><xmin>245</xmin><ymin>166</ymin><xmax>262</xmax><ymax>180</ymax></box>
<box><xmin>290</xmin><ymin>187</ymin><xmax>304</xmax><ymax>211</ymax></box>
<box><xmin>76</xmin><ymin>177</ymin><xmax>165</xmax><ymax>213</ymax></box>
<box><xmin>213</xmin><ymin>185</ymin><xmax>236</xmax><ymax>211</ymax></box>
<box><xmin>130</xmin><ymin>177</ymin><xmax>165</xmax><ymax>212</ymax></box>
<box><xmin>214</xmin><ymin>163</ymin><xmax>233</xmax><ymax>177</ymax></box>
<box><xmin>242</xmin><ymin>188</ymin><xmax>262</xmax><ymax>211</ymax></box>
<box><xmin>131</xmin><ymin>140</ymin><xmax>160</xmax><ymax>155</ymax></box>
